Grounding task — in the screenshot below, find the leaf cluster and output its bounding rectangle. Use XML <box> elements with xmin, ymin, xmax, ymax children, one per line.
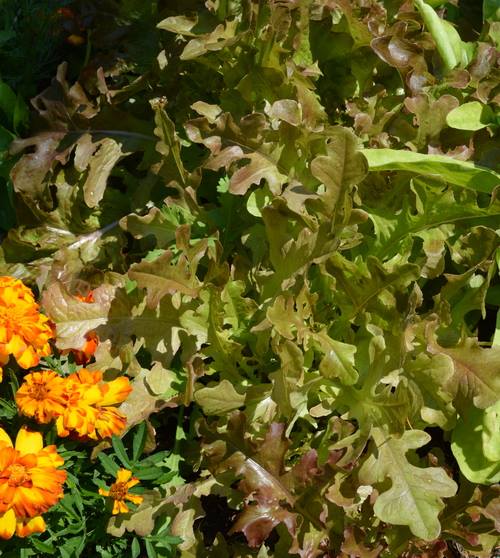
<box><xmin>0</xmin><ymin>0</ymin><xmax>499</xmax><ymax>556</ymax></box>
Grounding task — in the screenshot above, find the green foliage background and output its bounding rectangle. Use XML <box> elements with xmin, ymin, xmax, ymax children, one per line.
<box><xmin>0</xmin><ymin>0</ymin><xmax>499</xmax><ymax>556</ymax></box>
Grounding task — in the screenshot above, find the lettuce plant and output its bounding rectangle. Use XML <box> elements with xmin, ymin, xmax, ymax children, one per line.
<box><xmin>0</xmin><ymin>0</ymin><xmax>499</xmax><ymax>556</ymax></box>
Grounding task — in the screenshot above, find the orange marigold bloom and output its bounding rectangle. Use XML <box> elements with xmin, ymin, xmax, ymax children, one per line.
<box><xmin>70</xmin><ymin>331</ymin><xmax>99</xmax><ymax>365</ymax></box>
<box><xmin>0</xmin><ymin>277</ymin><xmax>54</xmax><ymax>381</ymax></box>
<box><xmin>94</xmin><ymin>407</ymin><xmax>127</xmax><ymax>439</ymax></box>
<box><xmin>55</xmin><ymin>385</ymin><xmax>101</xmax><ymax>439</ymax></box>
<box><xmin>76</xmin><ymin>292</ymin><xmax>94</xmax><ymax>304</ymax></box>
<box><xmin>99</xmin><ymin>469</ymin><xmax>143</xmax><ymax>514</ymax></box>
<box><xmin>0</xmin><ymin>427</ymin><xmax>66</xmax><ymax>540</ymax></box>
<box><xmin>56</xmin><ymin>369</ymin><xmax>132</xmax><ymax>441</ymax></box>
<box><xmin>15</xmin><ymin>370</ymin><xmax>67</xmax><ymax>423</ymax></box>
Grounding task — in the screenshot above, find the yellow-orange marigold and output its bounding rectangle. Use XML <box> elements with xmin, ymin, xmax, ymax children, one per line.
<box><xmin>0</xmin><ymin>277</ymin><xmax>54</xmax><ymax>381</ymax></box>
<box><xmin>56</xmin><ymin>369</ymin><xmax>132</xmax><ymax>441</ymax></box>
<box><xmin>16</xmin><ymin>370</ymin><xmax>67</xmax><ymax>423</ymax></box>
<box><xmin>99</xmin><ymin>469</ymin><xmax>143</xmax><ymax>514</ymax></box>
<box><xmin>0</xmin><ymin>427</ymin><xmax>66</xmax><ymax>539</ymax></box>
<box><xmin>70</xmin><ymin>331</ymin><xmax>99</xmax><ymax>365</ymax></box>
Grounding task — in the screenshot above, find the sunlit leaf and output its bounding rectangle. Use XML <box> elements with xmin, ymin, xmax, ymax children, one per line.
<box><xmin>361</xmin><ymin>149</ymin><xmax>500</xmax><ymax>193</ymax></box>
<box><xmin>451</xmin><ymin>402</ymin><xmax>500</xmax><ymax>484</ymax></box>
<box><xmin>361</xmin><ymin>428</ymin><xmax>457</xmax><ymax>540</ymax></box>
<box><xmin>446</xmin><ymin>101</ymin><xmax>496</xmax><ymax>131</ymax></box>
<box><xmin>43</xmin><ymin>281</ymin><xmax>116</xmax><ymax>350</ymax></box>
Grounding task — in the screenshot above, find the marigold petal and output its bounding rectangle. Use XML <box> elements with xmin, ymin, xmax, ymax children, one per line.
<box><xmin>5</xmin><ymin>334</ymin><xmax>27</xmax><ymax>357</ymax></box>
<box><xmin>0</xmin><ymin>328</ymin><xmax>9</xmax><ymax>345</ymax></box>
<box><xmin>71</xmin><ymin>332</ymin><xmax>99</xmax><ymax>365</ymax></box>
<box><xmin>0</xmin><ymin>428</ymin><xmax>13</xmax><ymax>448</ymax></box>
<box><xmin>30</xmin><ymin>469</ymin><xmax>67</xmax><ymax>493</ymax></box>
<box><xmin>0</xmin><ymin>447</ymin><xmax>16</xmax><ymax>472</ymax></box>
<box><xmin>12</xmin><ymin>486</ymin><xmax>47</xmax><ymax>517</ymax></box>
<box><xmin>95</xmin><ymin>407</ymin><xmax>127</xmax><ymax>439</ymax></box>
<box><xmin>16</xmin><ymin>347</ymin><xmax>39</xmax><ymax>370</ymax></box>
<box><xmin>60</xmin><ymin>402</ymin><xmax>99</xmax><ymax>438</ymax></box>
<box><xmin>112</xmin><ymin>500</ymin><xmax>129</xmax><ymax>515</ymax></box>
<box><xmin>55</xmin><ymin>415</ymin><xmax>70</xmax><ymax>437</ymax></box>
<box><xmin>18</xmin><ymin>453</ymin><xmax>38</xmax><ymax>468</ymax></box>
<box><xmin>0</xmin><ymin>509</ymin><xmax>16</xmax><ymax>540</ymax></box>
<box><xmin>125</xmin><ymin>493</ymin><xmax>143</xmax><ymax>505</ymax></box>
<box><xmin>76</xmin><ymin>291</ymin><xmax>95</xmax><ymax>304</ymax></box>
<box><xmin>126</xmin><ymin>477</ymin><xmax>140</xmax><ymax>489</ymax></box>
<box><xmin>82</xmin><ymin>384</ymin><xmax>104</xmax><ymax>406</ymax></box>
<box><xmin>38</xmin><ymin>343</ymin><xmax>52</xmax><ymax>358</ymax></box>
<box><xmin>116</xmin><ymin>469</ymin><xmax>133</xmax><ymax>483</ymax></box>
<box><xmin>67</xmin><ymin>368</ymin><xmax>102</xmax><ymax>387</ymax></box>
<box><xmin>99</xmin><ymin>376</ymin><xmax>132</xmax><ymax>406</ymax></box>
<box><xmin>15</xmin><ymin>427</ymin><xmax>43</xmax><ymax>456</ymax></box>
<box><xmin>16</xmin><ymin>515</ymin><xmax>46</xmax><ymax>537</ymax></box>
<box><xmin>36</xmin><ymin>445</ymin><xmax>65</xmax><ymax>468</ymax></box>
<box><xmin>0</xmin><ymin>484</ymin><xmax>16</xmax><ymax>512</ymax></box>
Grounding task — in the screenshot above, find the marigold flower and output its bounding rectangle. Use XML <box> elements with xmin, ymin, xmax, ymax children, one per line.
<box><xmin>55</xmin><ymin>386</ymin><xmax>101</xmax><ymax>439</ymax></box>
<box><xmin>94</xmin><ymin>407</ymin><xmax>127</xmax><ymax>439</ymax></box>
<box><xmin>76</xmin><ymin>292</ymin><xmax>95</xmax><ymax>304</ymax></box>
<box><xmin>70</xmin><ymin>331</ymin><xmax>99</xmax><ymax>365</ymax></box>
<box><xmin>56</xmin><ymin>369</ymin><xmax>132</xmax><ymax>441</ymax></box>
<box><xmin>0</xmin><ymin>277</ymin><xmax>54</xmax><ymax>381</ymax></box>
<box><xmin>15</xmin><ymin>370</ymin><xmax>67</xmax><ymax>423</ymax></box>
<box><xmin>99</xmin><ymin>469</ymin><xmax>143</xmax><ymax>514</ymax></box>
<box><xmin>0</xmin><ymin>427</ymin><xmax>66</xmax><ymax>540</ymax></box>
